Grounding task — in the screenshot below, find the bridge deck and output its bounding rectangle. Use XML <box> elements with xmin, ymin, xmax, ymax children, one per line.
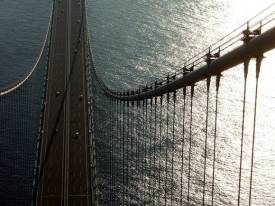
<box><xmin>37</xmin><ymin>0</ymin><xmax>91</xmax><ymax>205</ymax></box>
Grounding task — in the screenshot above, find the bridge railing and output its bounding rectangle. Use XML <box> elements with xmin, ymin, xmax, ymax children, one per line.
<box><xmin>86</xmin><ymin>3</ymin><xmax>275</xmax><ymax>206</ymax></box>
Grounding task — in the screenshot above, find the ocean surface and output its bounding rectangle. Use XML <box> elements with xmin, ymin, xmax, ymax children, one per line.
<box><xmin>1</xmin><ymin>0</ymin><xmax>275</xmax><ymax>205</ymax></box>
<box><xmin>87</xmin><ymin>0</ymin><xmax>275</xmax><ymax>205</ymax></box>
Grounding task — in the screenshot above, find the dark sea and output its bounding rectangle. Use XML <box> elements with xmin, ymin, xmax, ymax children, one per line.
<box><xmin>1</xmin><ymin>0</ymin><xmax>275</xmax><ymax>205</ymax></box>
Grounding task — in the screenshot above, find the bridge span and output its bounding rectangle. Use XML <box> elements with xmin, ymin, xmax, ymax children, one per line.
<box><xmin>2</xmin><ymin>1</ymin><xmax>275</xmax><ymax>205</ymax></box>
<box><xmin>36</xmin><ymin>0</ymin><xmax>91</xmax><ymax>205</ymax></box>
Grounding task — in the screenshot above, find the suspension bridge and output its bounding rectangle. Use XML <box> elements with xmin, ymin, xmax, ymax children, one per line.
<box><xmin>1</xmin><ymin>0</ymin><xmax>275</xmax><ymax>205</ymax></box>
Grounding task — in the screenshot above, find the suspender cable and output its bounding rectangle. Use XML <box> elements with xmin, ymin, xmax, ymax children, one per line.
<box><xmin>109</xmin><ymin>98</ymin><xmax>112</xmax><ymax>203</ymax></box>
<box><xmin>136</xmin><ymin>101</ymin><xmax>139</xmax><ymax>178</ymax></box>
<box><xmin>144</xmin><ymin>99</ymin><xmax>148</xmax><ymax>203</ymax></box>
<box><xmin>115</xmin><ymin>99</ymin><xmax>119</xmax><ymax>202</ymax></box>
<box><xmin>111</xmin><ymin>99</ymin><xmax>114</xmax><ymax>202</ymax></box>
<box><xmin>203</xmin><ymin>77</ymin><xmax>211</xmax><ymax>206</ymax></box>
<box><xmin>113</xmin><ymin>99</ymin><xmax>116</xmax><ymax>202</ymax></box>
<box><xmin>211</xmin><ymin>74</ymin><xmax>221</xmax><ymax>206</ymax></box>
<box><xmin>149</xmin><ymin>98</ymin><xmax>153</xmax><ymax>202</ymax></box>
<box><xmin>164</xmin><ymin>92</ymin><xmax>170</xmax><ymax>206</ymax></box>
<box><xmin>122</xmin><ymin>101</ymin><xmax>125</xmax><ymax>204</ymax></box>
<box><xmin>111</xmin><ymin>98</ymin><xmax>115</xmax><ymax>203</ymax></box>
<box><xmin>158</xmin><ymin>95</ymin><xmax>163</xmax><ymax>204</ymax></box>
<box><xmin>130</xmin><ymin>101</ymin><xmax>135</xmax><ymax>201</ymax></box>
<box><xmin>136</xmin><ymin>100</ymin><xmax>141</xmax><ymax>202</ymax></box>
<box><xmin>114</xmin><ymin>99</ymin><xmax>118</xmax><ymax>202</ymax></box>
<box><xmin>187</xmin><ymin>85</ymin><xmax>194</xmax><ymax>204</ymax></box>
<box><xmin>131</xmin><ymin>101</ymin><xmax>135</xmax><ymax>178</ymax></box>
<box><xmin>141</xmin><ymin>100</ymin><xmax>145</xmax><ymax>203</ymax></box>
<box><xmin>110</xmin><ymin>99</ymin><xmax>115</xmax><ymax>202</ymax></box>
<box><xmin>116</xmin><ymin>100</ymin><xmax>119</xmax><ymax>203</ymax></box>
<box><xmin>153</xmin><ymin>96</ymin><xmax>158</xmax><ymax>205</ymax></box>
<box><xmin>126</xmin><ymin>101</ymin><xmax>130</xmax><ymax>202</ymax></box>
<box><xmin>237</xmin><ymin>60</ymin><xmax>250</xmax><ymax>206</ymax></box>
<box><xmin>139</xmin><ymin>101</ymin><xmax>142</xmax><ymax>186</ymax></box>
<box><xmin>119</xmin><ymin>100</ymin><xmax>122</xmax><ymax>201</ymax></box>
<box><xmin>248</xmin><ymin>55</ymin><xmax>263</xmax><ymax>206</ymax></box>
<box><xmin>180</xmin><ymin>86</ymin><xmax>186</xmax><ymax>206</ymax></box>
<box><xmin>170</xmin><ymin>91</ymin><xmax>177</xmax><ymax>206</ymax></box>
<box><xmin>109</xmin><ymin>98</ymin><xmax>113</xmax><ymax>203</ymax></box>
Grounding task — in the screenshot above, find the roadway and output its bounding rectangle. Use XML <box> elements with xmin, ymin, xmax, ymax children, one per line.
<box><xmin>37</xmin><ymin>0</ymin><xmax>91</xmax><ymax>205</ymax></box>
